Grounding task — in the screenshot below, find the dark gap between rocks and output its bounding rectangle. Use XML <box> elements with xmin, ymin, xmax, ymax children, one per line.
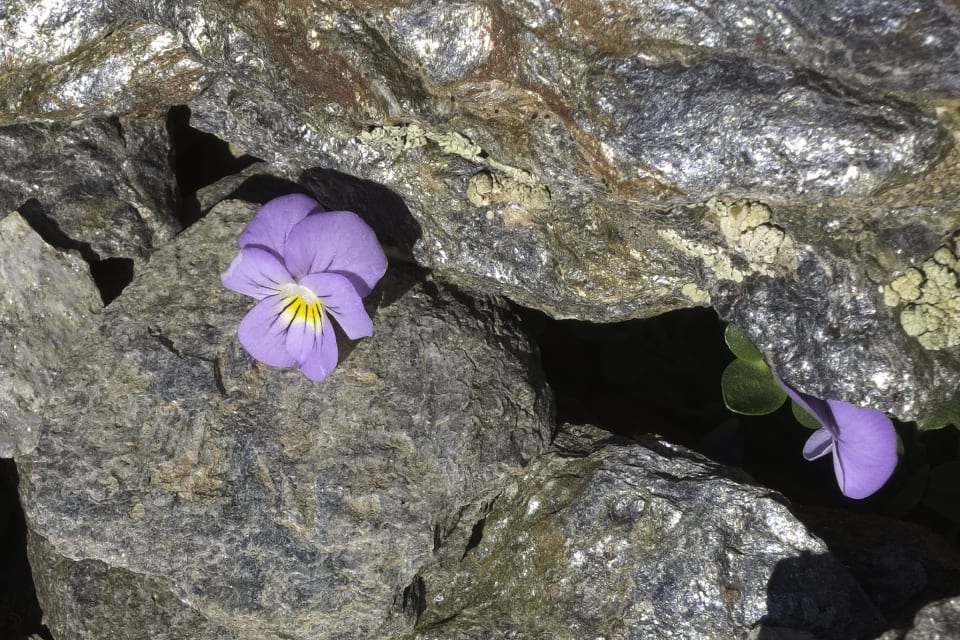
<box><xmin>516</xmin><ymin>305</ymin><xmax>960</xmax><ymax>542</ymax></box>
<box><xmin>17</xmin><ymin>199</ymin><xmax>134</xmax><ymax>305</ymax></box>
<box><xmin>0</xmin><ymin>461</ymin><xmax>51</xmax><ymax>640</ymax></box>
<box><xmin>167</xmin><ymin>105</ymin><xmax>260</xmax><ymax>228</ymax></box>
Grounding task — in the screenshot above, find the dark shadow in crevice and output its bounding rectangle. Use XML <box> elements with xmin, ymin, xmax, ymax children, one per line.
<box><xmin>0</xmin><ymin>461</ymin><xmax>52</xmax><ymax>640</ymax></box>
<box><xmin>18</xmin><ymin>199</ymin><xmax>133</xmax><ymax>305</ymax></box>
<box><xmin>223</xmin><ymin>174</ymin><xmax>308</xmax><ymax>208</ymax></box>
<box><xmin>167</xmin><ymin>105</ymin><xmax>260</xmax><ymax>228</ymax></box>
<box><xmin>761</xmin><ymin>552</ymin><xmax>885</xmax><ymax>640</ymax></box>
<box><xmin>299</xmin><ymin>168</ymin><xmax>422</xmax><ymax>259</ymax></box>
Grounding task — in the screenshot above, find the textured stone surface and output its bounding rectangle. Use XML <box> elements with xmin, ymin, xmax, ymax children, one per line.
<box><xmin>4</xmin><ymin>1</ymin><xmax>960</xmax><ymax>415</ymax></box>
<box><xmin>19</xmin><ymin>199</ymin><xmax>552</xmax><ymax>640</ymax></box>
<box><xmin>0</xmin><ymin>212</ymin><xmax>100</xmax><ymax>458</ymax></box>
<box><xmin>877</xmin><ymin>597</ymin><xmax>960</xmax><ymax>640</ymax></box>
<box><xmin>403</xmin><ymin>425</ymin><xmax>885</xmax><ymax>640</ymax></box>
<box><xmin>0</xmin><ymin>116</ymin><xmax>180</xmax><ymax>263</ymax></box>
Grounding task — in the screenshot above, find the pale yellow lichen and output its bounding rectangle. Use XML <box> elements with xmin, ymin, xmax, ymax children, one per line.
<box><xmin>360</xmin><ymin>122</ymin><xmax>551</xmax><ymax>208</ymax></box>
<box><xmin>658</xmin><ymin>199</ymin><xmax>797</xmax><ymax>291</ymax></box>
<box><xmin>657</xmin><ymin>228</ymin><xmax>745</xmax><ymax>283</ymax></box>
<box><xmin>467</xmin><ymin>171</ymin><xmax>551</xmax><ymax>209</ymax></box>
<box><xmin>681</xmin><ymin>282</ymin><xmax>711</xmax><ymax>305</ymax></box>
<box><xmin>884</xmin><ymin>237</ymin><xmax>960</xmax><ymax>350</ymax></box>
<box><xmin>708</xmin><ymin>198</ymin><xmax>798</xmax><ymax>274</ymax></box>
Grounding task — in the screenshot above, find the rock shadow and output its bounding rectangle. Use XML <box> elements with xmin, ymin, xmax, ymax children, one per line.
<box><xmin>299</xmin><ymin>167</ymin><xmax>422</xmax><ymax>260</ymax></box>
<box><xmin>0</xmin><ymin>461</ymin><xmax>50</xmax><ymax>640</ymax></box>
<box><xmin>17</xmin><ymin>199</ymin><xmax>134</xmax><ymax>305</ymax></box>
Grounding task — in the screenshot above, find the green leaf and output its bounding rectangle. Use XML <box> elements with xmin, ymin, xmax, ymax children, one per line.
<box><xmin>791</xmin><ymin>401</ymin><xmax>821</xmax><ymax>430</ymax></box>
<box><xmin>723</xmin><ymin>323</ymin><xmax>764</xmax><ymax>363</ymax></box>
<box><xmin>917</xmin><ymin>390</ymin><xmax>960</xmax><ymax>431</ymax></box>
<box><xmin>721</xmin><ymin>358</ymin><xmax>787</xmax><ymax>416</ymax></box>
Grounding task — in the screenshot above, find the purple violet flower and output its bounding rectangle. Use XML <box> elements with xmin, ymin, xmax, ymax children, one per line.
<box><xmin>222</xmin><ymin>194</ymin><xmax>387</xmax><ymax>382</ymax></box>
<box><xmin>780</xmin><ymin>381</ymin><xmax>897</xmax><ymax>499</ymax></box>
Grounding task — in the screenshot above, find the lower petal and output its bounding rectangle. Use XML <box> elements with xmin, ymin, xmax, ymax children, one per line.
<box><xmin>299</xmin><ymin>314</ymin><xmax>339</xmax><ymax>382</ymax></box>
<box><xmin>237</xmin><ymin>295</ymin><xmax>297</xmax><ymax>368</ymax></box>
<box><xmin>827</xmin><ymin>400</ymin><xmax>898</xmax><ymax>499</ymax></box>
<box><xmin>299</xmin><ymin>272</ymin><xmax>374</xmax><ymax>339</ymax></box>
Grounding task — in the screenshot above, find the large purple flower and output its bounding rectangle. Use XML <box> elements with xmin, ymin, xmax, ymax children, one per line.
<box><xmin>781</xmin><ymin>382</ymin><xmax>897</xmax><ymax>499</ymax></box>
<box><xmin>222</xmin><ymin>194</ymin><xmax>387</xmax><ymax>382</ymax></box>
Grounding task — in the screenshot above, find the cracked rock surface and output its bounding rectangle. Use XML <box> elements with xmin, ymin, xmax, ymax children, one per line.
<box><xmin>19</xmin><ymin>200</ymin><xmax>552</xmax><ymax>640</ymax></box>
<box><xmin>0</xmin><ymin>212</ymin><xmax>100</xmax><ymax>458</ymax></box>
<box><xmin>0</xmin><ymin>116</ymin><xmax>180</xmax><ymax>263</ymax></box>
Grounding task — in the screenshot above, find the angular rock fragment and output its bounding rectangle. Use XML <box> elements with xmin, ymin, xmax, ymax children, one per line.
<box><xmin>0</xmin><ymin>212</ymin><xmax>100</xmax><ymax>458</ymax></box>
<box><xmin>0</xmin><ymin>116</ymin><xmax>180</xmax><ymax>262</ymax></box>
<box><xmin>19</xmin><ymin>199</ymin><xmax>552</xmax><ymax>640</ymax></box>
<box><xmin>407</xmin><ymin>426</ymin><xmax>883</xmax><ymax>640</ymax></box>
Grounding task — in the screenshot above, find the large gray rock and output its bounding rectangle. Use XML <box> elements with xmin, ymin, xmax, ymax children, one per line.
<box><xmin>5</xmin><ymin>0</ymin><xmax>958</xmax><ymax>416</ymax></box>
<box><xmin>0</xmin><ymin>116</ymin><xmax>180</xmax><ymax>265</ymax></box>
<box><xmin>404</xmin><ymin>425</ymin><xmax>885</xmax><ymax>640</ymax></box>
<box><xmin>0</xmin><ymin>212</ymin><xmax>100</xmax><ymax>458</ymax></box>
<box><xmin>19</xmin><ymin>199</ymin><xmax>552</xmax><ymax>640</ymax></box>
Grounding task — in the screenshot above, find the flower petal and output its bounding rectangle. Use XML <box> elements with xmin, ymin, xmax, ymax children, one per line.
<box><xmin>778</xmin><ymin>380</ymin><xmax>839</xmax><ymax>437</ymax></box>
<box><xmin>283</xmin><ymin>211</ymin><xmax>387</xmax><ymax>296</ymax></box>
<box><xmin>238</xmin><ymin>194</ymin><xmax>325</xmax><ymax>255</ymax></box>
<box><xmin>300</xmin><ymin>272</ymin><xmax>373</xmax><ymax>339</ymax></box>
<box><xmin>802</xmin><ymin>428</ymin><xmax>834</xmax><ymax>461</ymax></box>
<box><xmin>299</xmin><ymin>315</ymin><xmax>340</xmax><ymax>382</ymax></box>
<box><xmin>236</xmin><ymin>295</ymin><xmax>298</xmax><ymax>368</ymax></box>
<box><xmin>827</xmin><ymin>400</ymin><xmax>897</xmax><ymax>499</ymax></box>
<box><xmin>222</xmin><ymin>246</ymin><xmax>292</xmax><ymax>300</ymax></box>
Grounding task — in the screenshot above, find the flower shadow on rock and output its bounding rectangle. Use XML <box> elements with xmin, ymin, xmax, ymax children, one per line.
<box><xmin>300</xmin><ymin>167</ymin><xmax>423</xmax><ymax>258</ymax></box>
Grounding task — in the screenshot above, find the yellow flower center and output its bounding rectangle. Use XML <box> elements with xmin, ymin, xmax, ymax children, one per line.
<box><xmin>280</xmin><ymin>284</ymin><xmax>323</xmax><ymax>329</ymax></box>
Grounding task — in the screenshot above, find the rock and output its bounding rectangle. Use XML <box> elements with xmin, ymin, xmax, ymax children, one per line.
<box><xmin>0</xmin><ymin>116</ymin><xmax>181</xmax><ymax>267</ymax></box>
<box><xmin>0</xmin><ymin>212</ymin><xmax>100</xmax><ymax>458</ymax></box>
<box><xmin>406</xmin><ymin>425</ymin><xmax>884</xmax><ymax>640</ymax></box>
<box><xmin>4</xmin><ymin>0</ymin><xmax>960</xmax><ymax>413</ymax></box>
<box><xmin>794</xmin><ymin>506</ymin><xmax>960</xmax><ymax>629</ymax></box>
<box><xmin>19</xmin><ymin>199</ymin><xmax>552</xmax><ymax>640</ymax></box>
<box><xmin>878</xmin><ymin>597</ymin><xmax>960</xmax><ymax>640</ymax></box>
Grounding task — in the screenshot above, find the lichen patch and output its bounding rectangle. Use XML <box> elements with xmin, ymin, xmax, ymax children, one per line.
<box><xmin>884</xmin><ymin>237</ymin><xmax>960</xmax><ymax>349</ymax></box>
<box><xmin>658</xmin><ymin>198</ymin><xmax>798</xmax><ymax>287</ymax></box>
<box><xmin>359</xmin><ymin>122</ymin><xmax>551</xmax><ymax>209</ymax></box>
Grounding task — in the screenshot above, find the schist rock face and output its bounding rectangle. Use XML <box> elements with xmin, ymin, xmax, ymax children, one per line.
<box><xmin>4</xmin><ymin>0</ymin><xmax>960</xmax><ymax>416</ymax></box>
<box><xmin>20</xmin><ymin>200</ymin><xmax>553</xmax><ymax>640</ymax></box>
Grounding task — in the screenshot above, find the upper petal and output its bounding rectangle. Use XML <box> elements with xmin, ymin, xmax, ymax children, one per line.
<box><xmin>802</xmin><ymin>428</ymin><xmax>834</xmax><ymax>461</ymax></box>
<box><xmin>300</xmin><ymin>272</ymin><xmax>374</xmax><ymax>340</ymax></box>
<box><xmin>778</xmin><ymin>379</ymin><xmax>839</xmax><ymax>437</ymax></box>
<box><xmin>236</xmin><ymin>295</ymin><xmax>298</xmax><ymax>368</ymax></box>
<box><xmin>222</xmin><ymin>246</ymin><xmax>292</xmax><ymax>300</ymax></box>
<box><xmin>238</xmin><ymin>194</ymin><xmax>325</xmax><ymax>255</ymax></box>
<box><xmin>283</xmin><ymin>211</ymin><xmax>387</xmax><ymax>295</ymax></box>
<box><xmin>827</xmin><ymin>400</ymin><xmax>897</xmax><ymax>499</ymax></box>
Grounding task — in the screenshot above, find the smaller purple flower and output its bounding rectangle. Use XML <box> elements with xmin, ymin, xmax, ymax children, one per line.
<box><xmin>780</xmin><ymin>381</ymin><xmax>897</xmax><ymax>499</ymax></box>
<box><xmin>222</xmin><ymin>194</ymin><xmax>387</xmax><ymax>382</ymax></box>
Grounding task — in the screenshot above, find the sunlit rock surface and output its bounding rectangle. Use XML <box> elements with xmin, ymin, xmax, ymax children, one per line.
<box><xmin>3</xmin><ymin>0</ymin><xmax>960</xmax><ymax>415</ymax></box>
<box><xmin>19</xmin><ymin>200</ymin><xmax>552</xmax><ymax>640</ymax></box>
<box><xmin>0</xmin><ymin>212</ymin><xmax>100</xmax><ymax>458</ymax></box>
<box><xmin>0</xmin><ymin>116</ymin><xmax>180</xmax><ymax>262</ymax></box>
